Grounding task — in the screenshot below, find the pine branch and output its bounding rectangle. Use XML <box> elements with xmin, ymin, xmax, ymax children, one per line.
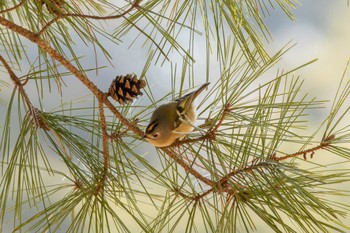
<box><xmin>95</xmin><ymin>95</ymin><xmax>110</xmax><ymax>195</ymax></box>
<box><xmin>0</xmin><ymin>54</ymin><xmax>48</xmax><ymax>130</ymax></box>
<box><xmin>271</xmin><ymin>134</ymin><xmax>336</xmax><ymax>161</ymax></box>
<box><xmin>0</xmin><ymin>15</ymin><xmax>143</xmax><ymax>134</ymax></box>
<box><xmin>38</xmin><ymin>0</ymin><xmax>142</xmax><ymax>35</ymax></box>
<box><xmin>0</xmin><ymin>10</ymin><xmax>212</xmax><ymax>188</ymax></box>
<box><xmin>0</xmin><ymin>0</ymin><xmax>27</xmax><ymax>14</ymax></box>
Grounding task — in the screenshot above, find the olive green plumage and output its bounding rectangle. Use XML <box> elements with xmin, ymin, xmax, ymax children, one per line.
<box><xmin>145</xmin><ymin>82</ymin><xmax>210</xmax><ymax>147</ymax></box>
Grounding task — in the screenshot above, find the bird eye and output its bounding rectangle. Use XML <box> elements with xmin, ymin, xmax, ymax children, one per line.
<box><xmin>153</xmin><ymin>133</ymin><xmax>159</xmax><ymax>138</ymax></box>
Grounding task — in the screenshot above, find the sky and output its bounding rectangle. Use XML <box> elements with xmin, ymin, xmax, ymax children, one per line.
<box><xmin>266</xmin><ymin>1</ymin><xmax>350</xmax><ymax>97</ymax></box>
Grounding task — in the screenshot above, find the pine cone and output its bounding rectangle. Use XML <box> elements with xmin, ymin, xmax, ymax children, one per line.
<box><xmin>108</xmin><ymin>74</ymin><xmax>146</xmax><ymax>105</ymax></box>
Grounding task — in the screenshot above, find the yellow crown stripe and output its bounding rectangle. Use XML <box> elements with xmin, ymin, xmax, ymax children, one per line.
<box><xmin>146</xmin><ymin>120</ymin><xmax>158</xmax><ymax>133</ymax></box>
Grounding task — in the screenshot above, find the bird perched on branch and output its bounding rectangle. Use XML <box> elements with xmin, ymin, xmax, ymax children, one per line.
<box><xmin>145</xmin><ymin>82</ymin><xmax>210</xmax><ymax>147</ymax></box>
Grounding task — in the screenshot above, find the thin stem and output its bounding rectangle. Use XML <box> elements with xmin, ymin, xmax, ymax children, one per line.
<box><xmin>193</xmin><ymin>189</ymin><xmax>213</xmax><ymax>201</ymax></box>
<box><xmin>212</xmin><ymin>103</ymin><xmax>232</xmax><ymax>132</ymax></box>
<box><xmin>39</xmin><ymin>0</ymin><xmax>142</xmax><ymax>35</ymax></box>
<box><xmin>271</xmin><ymin>135</ymin><xmax>335</xmax><ymax>161</ymax></box>
<box><xmin>0</xmin><ymin>55</ymin><xmax>32</xmax><ymax>109</ymax></box>
<box><xmin>95</xmin><ymin>95</ymin><xmax>110</xmax><ymax>194</ymax></box>
<box><xmin>189</xmin><ymin>161</ymin><xmax>267</xmax><ymax>200</ymax></box>
<box><xmin>0</xmin><ymin>0</ymin><xmax>27</xmax><ymax>14</ymax></box>
<box><xmin>161</xmin><ymin>147</ymin><xmax>214</xmax><ymax>186</ymax></box>
<box><xmin>0</xmin><ymin>54</ymin><xmax>49</xmax><ymax>129</ymax></box>
<box><xmin>191</xmin><ymin>136</ymin><xmax>336</xmax><ymax>200</ymax></box>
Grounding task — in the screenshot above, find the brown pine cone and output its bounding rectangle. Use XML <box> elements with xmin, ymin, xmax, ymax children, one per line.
<box><xmin>108</xmin><ymin>74</ymin><xmax>146</xmax><ymax>105</ymax></box>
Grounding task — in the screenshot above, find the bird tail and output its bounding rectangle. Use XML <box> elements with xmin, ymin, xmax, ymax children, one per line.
<box><xmin>177</xmin><ymin>82</ymin><xmax>210</xmax><ymax>111</ymax></box>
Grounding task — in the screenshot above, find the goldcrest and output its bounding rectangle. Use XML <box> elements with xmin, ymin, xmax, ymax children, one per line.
<box><xmin>145</xmin><ymin>82</ymin><xmax>210</xmax><ymax>147</ymax></box>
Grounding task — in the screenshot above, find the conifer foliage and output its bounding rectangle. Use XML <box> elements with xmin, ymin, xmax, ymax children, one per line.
<box><xmin>0</xmin><ymin>1</ymin><xmax>349</xmax><ymax>232</ymax></box>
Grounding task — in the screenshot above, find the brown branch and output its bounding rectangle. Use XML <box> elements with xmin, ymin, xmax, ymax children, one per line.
<box><xmin>271</xmin><ymin>146</ymin><xmax>324</xmax><ymax>161</ymax></box>
<box><xmin>253</xmin><ymin>0</ymin><xmax>259</xmax><ymax>12</ymax></box>
<box><xmin>0</xmin><ymin>0</ymin><xmax>27</xmax><ymax>14</ymax></box>
<box><xmin>0</xmin><ymin>55</ymin><xmax>49</xmax><ymax>129</ymax></box>
<box><xmin>177</xmin><ymin>179</ymin><xmax>238</xmax><ymax>201</ymax></box>
<box><xmin>194</xmin><ymin>161</ymin><xmax>265</xmax><ymax>200</ymax></box>
<box><xmin>188</xmin><ymin>135</ymin><xmax>336</xmax><ymax>200</ymax></box>
<box><xmin>95</xmin><ymin>95</ymin><xmax>110</xmax><ymax>195</ymax></box>
<box><xmin>175</xmin><ymin>159</ymin><xmax>270</xmax><ymax>201</ymax></box>
<box><xmin>271</xmin><ymin>135</ymin><xmax>335</xmax><ymax>161</ymax></box>
<box><xmin>211</xmin><ymin>136</ymin><xmax>336</xmax><ymax>197</ymax></box>
<box><xmin>172</xmin><ymin>187</ymin><xmax>193</xmax><ymax>200</ymax></box>
<box><xmin>173</xmin><ymin>185</ymin><xmax>232</xmax><ymax>202</ymax></box>
<box><xmin>38</xmin><ymin>0</ymin><xmax>141</xmax><ymax>35</ymax></box>
<box><xmin>193</xmin><ymin>189</ymin><xmax>213</xmax><ymax>201</ymax></box>
<box><xmin>212</xmin><ymin>103</ymin><xmax>232</xmax><ymax>132</ymax></box>
<box><xmin>192</xmin><ymin>135</ymin><xmax>337</xmax><ymax>200</ymax></box>
<box><xmin>0</xmin><ymin>55</ymin><xmax>31</xmax><ymax>108</ymax></box>
<box><xmin>161</xmin><ymin>147</ymin><xmax>214</xmax><ymax>186</ymax></box>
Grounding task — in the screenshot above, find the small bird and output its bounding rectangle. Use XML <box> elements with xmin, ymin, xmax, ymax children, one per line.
<box><xmin>145</xmin><ymin>82</ymin><xmax>210</xmax><ymax>147</ymax></box>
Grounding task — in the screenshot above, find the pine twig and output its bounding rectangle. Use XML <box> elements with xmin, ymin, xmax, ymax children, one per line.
<box><xmin>212</xmin><ymin>103</ymin><xmax>232</xmax><ymax>132</ymax></box>
<box><xmin>193</xmin><ymin>161</ymin><xmax>267</xmax><ymax>200</ymax></box>
<box><xmin>0</xmin><ymin>55</ymin><xmax>48</xmax><ymax>129</ymax></box>
<box><xmin>0</xmin><ymin>0</ymin><xmax>27</xmax><ymax>14</ymax></box>
<box><xmin>161</xmin><ymin>147</ymin><xmax>214</xmax><ymax>186</ymax></box>
<box><xmin>191</xmin><ymin>135</ymin><xmax>337</xmax><ymax>200</ymax></box>
<box><xmin>95</xmin><ymin>94</ymin><xmax>110</xmax><ymax>195</ymax></box>
<box><xmin>38</xmin><ymin>0</ymin><xmax>142</xmax><ymax>35</ymax></box>
<box><xmin>271</xmin><ymin>135</ymin><xmax>336</xmax><ymax>161</ymax></box>
<box><xmin>0</xmin><ymin>55</ymin><xmax>31</xmax><ymax>107</ymax></box>
<box><xmin>189</xmin><ymin>135</ymin><xmax>337</xmax><ymax>201</ymax></box>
